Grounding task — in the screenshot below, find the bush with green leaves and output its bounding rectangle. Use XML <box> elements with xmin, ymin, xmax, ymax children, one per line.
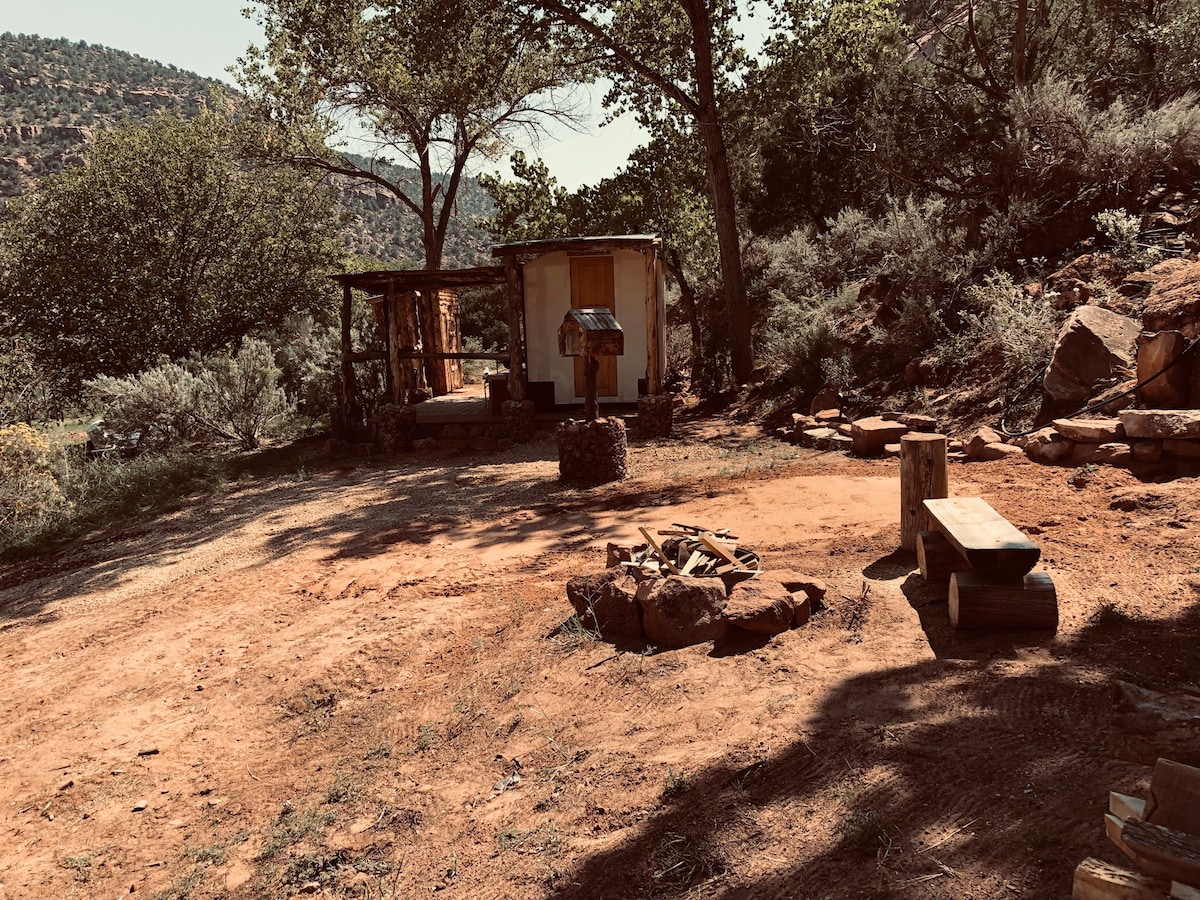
<box><xmin>86</xmin><ymin>339</ymin><xmax>293</xmax><ymax>451</ymax></box>
<box><xmin>960</xmin><ymin>272</ymin><xmax>1058</xmax><ymax>374</ymax></box>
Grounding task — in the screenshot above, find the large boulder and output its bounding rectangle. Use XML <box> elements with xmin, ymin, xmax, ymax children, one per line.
<box><xmin>1136</xmin><ymin>331</ymin><xmax>1191</xmax><ymax>408</ymax></box>
<box><xmin>965</xmin><ymin>426</ymin><xmax>1004</xmax><ymax>458</ymax></box>
<box><xmin>637</xmin><ymin>576</ymin><xmax>728</xmax><ymax>649</ymax></box>
<box><xmin>850</xmin><ymin>416</ymin><xmax>909</xmax><ymax>457</ymax></box>
<box><xmin>566</xmin><ymin>570</ymin><xmax>644</xmax><ymax>643</ymax></box>
<box><xmin>1043</xmin><ymin>306</ymin><xmax>1141</xmax><ymax>403</ymax></box>
<box><xmin>1120</xmin><ymin>409</ymin><xmax>1200</xmax><ymax>440</ymax></box>
<box><xmin>722</xmin><ymin>579</ymin><xmax>795</xmax><ymax>635</ymax></box>
<box><xmin>1141</xmin><ymin>258</ymin><xmax>1200</xmax><ymax>338</ymax></box>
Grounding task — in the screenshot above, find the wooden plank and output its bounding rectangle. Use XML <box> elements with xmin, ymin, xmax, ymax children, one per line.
<box><xmin>1148</xmin><ymin>760</ymin><xmax>1200</xmax><ymax>836</ymax></box>
<box><xmin>1072</xmin><ymin>857</ymin><xmax>1170</xmax><ymax>899</ymax></box>
<box><xmin>639</xmin><ymin>527</ymin><xmax>680</xmax><ymax>575</ymax></box>
<box><xmin>699</xmin><ymin>534</ymin><xmax>741</xmax><ymax>566</ymax></box>
<box><xmin>1121</xmin><ymin>820</ymin><xmax>1200</xmax><ymax>886</ymax></box>
<box><xmin>1172</xmin><ymin>883</ymin><xmax>1200</xmax><ymax>899</ymax></box>
<box><xmin>1112</xmin><ymin>792</ymin><xmax>1149</xmax><ymax>823</ymax></box>
<box><xmin>948</xmin><ymin>571</ymin><xmax>1057</xmax><ymax>631</ymax></box>
<box><xmin>1109</xmin><ymin>813</ymin><xmax>1139</xmax><ymax>861</ymax></box>
<box><xmin>679</xmin><ymin>551</ymin><xmax>703</xmax><ymax>576</ymax></box>
<box><xmin>923</xmin><ymin>497</ymin><xmax>1041</xmax><ymax>578</ymax></box>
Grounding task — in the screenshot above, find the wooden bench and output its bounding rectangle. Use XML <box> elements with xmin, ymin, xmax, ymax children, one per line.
<box><xmin>920</xmin><ymin>497</ymin><xmax>1056</xmax><ymax>631</ymax></box>
<box><xmin>921</xmin><ymin>497</ymin><xmax>1041</xmax><ymax>579</ymax></box>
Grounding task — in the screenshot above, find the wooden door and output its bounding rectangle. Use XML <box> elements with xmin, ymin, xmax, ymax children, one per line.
<box><xmin>570</xmin><ymin>256</ymin><xmax>617</xmax><ymax>397</ymax></box>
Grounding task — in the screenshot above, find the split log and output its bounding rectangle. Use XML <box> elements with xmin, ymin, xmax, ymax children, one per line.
<box><xmin>1072</xmin><ymin>857</ymin><xmax>1170</xmax><ymax>900</ymax></box>
<box><xmin>1120</xmin><ymin>820</ymin><xmax>1200</xmax><ymax>887</ymax></box>
<box><xmin>917</xmin><ymin>530</ymin><xmax>972</xmax><ymax>582</ymax></box>
<box><xmin>900</xmin><ymin>433</ymin><xmax>948</xmax><ymax>551</ymax></box>
<box><xmin>1111</xmin><ymin>792</ymin><xmax>1148</xmax><ymax>823</ymax></box>
<box><xmin>1173</xmin><ymin>883</ymin><xmax>1200</xmax><ymax>899</ymax></box>
<box><xmin>1110</xmin><ymin>681</ymin><xmax>1200</xmax><ymax>768</ymax></box>
<box><xmin>948</xmin><ymin>571</ymin><xmax>1058</xmax><ymax>631</ymax></box>
<box><xmin>1147</xmin><ymin>759</ymin><xmax>1200</xmax><ymax>836</ymax></box>
<box><xmin>923</xmin><ymin>497</ymin><xmax>1041</xmax><ymax>578</ymax></box>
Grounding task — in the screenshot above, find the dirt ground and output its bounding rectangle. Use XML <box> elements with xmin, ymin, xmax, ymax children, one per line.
<box><xmin>1</xmin><ymin>419</ymin><xmax>1197</xmax><ymax>900</ymax></box>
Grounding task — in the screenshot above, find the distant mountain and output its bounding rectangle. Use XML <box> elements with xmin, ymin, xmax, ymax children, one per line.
<box><xmin>0</xmin><ymin>32</ymin><xmax>493</xmax><ymax>268</ymax></box>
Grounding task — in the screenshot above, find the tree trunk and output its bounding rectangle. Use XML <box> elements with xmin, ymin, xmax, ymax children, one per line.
<box><xmin>664</xmin><ymin>248</ymin><xmax>704</xmax><ymax>392</ymax></box>
<box><xmin>685</xmin><ymin>0</ymin><xmax>753</xmax><ymax>385</ymax></box>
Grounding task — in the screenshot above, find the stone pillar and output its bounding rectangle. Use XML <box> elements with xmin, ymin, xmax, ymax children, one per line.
<box><xmin>557</xmin><ymin>417</ymin><xmax>628</xmax><ymax>484</ymax></box>
<box><xmin>637</xmin><ymin>394</ymin><xmax>674</xmax><ymax>438</ymax></box>
<box><xmin>377</xmin><ymin>403</ymin><xmax>417</xmax><ymax>453</ymax></box>
<box><xmin>502</xmin><ymin>399</ymin><xmax>536</xmax><ymax>443</ymax></box>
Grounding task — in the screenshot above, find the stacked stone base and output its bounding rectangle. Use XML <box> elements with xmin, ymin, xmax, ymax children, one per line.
<box><xmin>557</xmin><ymin>417</ymin><xmax>627</xmax><ymax>484</ymax></box>
<box><xmin>1019</xmin><ymin>410</ymin><xmax>1200</xmax><ymax>470</ymax></box>
<box><xmin>637</xmin><ymin>394</ymin><xmax>674</xmax><ymax>437</ymax></box>
<box><xmin>376</xmin><ymin>403</ymin><xmax>417</xmax><ymax>453</ymax></box>
<box><xmin>502</xmin><ymin>399</ymin><xmax>536</xmax><ymax>443</ymax></box>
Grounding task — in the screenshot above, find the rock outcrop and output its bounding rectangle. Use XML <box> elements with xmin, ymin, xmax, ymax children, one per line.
<box><xmin>1043</xmin><ymin>306</ymin><xmax>1141</xmax><ymax>403</ymax></box>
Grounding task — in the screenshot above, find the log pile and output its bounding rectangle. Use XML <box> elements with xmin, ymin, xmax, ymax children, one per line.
<box><xmin>614</xmin><ymin>524</ymin><xmax>759</xmax><ymax>581</ymax></box>
<box><xmin>556</xmin><ymin>417</ymin><xmax>628</xmax><ymax>484</ymax></box>
<box><xmin>1073</xmin><ymin>755</ymin><xmax>1200</xmax><ymax>898</ymax></box>
<box><xmin>636</xmin><ymin>393</ymin><xmax>674</xmax><ymax>438</ymax></box>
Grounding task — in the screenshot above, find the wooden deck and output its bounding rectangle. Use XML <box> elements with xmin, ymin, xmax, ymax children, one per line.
<box><xmin>412</xmin><ymin>383</ymin><xmax>497</xmax><ymax>424</ymax></box>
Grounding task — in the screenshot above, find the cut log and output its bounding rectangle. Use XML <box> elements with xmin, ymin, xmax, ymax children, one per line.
<box><xmin>1110</xmin><ymin>813</ymin><xmax>1139</xmax><ymax>860</ymax></box>
<box><xmin>1120</xmin><ymin>819</ymin><xmax>1200</xmax><ymax>887</ymax></box>
<box><xmin>1073</xmin><ymin>857</ymin><xmax>1171</xmax><ymax>899</ymax></box>
<box><xmin>1112</xmin><ymin>792</ymin><xmax>1148</xmax><ymax>823</ymax></box>
<box><xmin>917</xmin><ymin>530</ymin><xmax>972</xmax><ymax>582</ymax></box>
<box><xmin>1147</xmin><ymin>759</ymin><xmax>1200</xmax><ymax>836</ymax></box>
<box><xmin>948</xmin><ymin>571</ymin><xmax>1058</xmax><ymax>631</ymax></box>
<box><xmin>900</xmin><ymin>433</ymin><xmax>949</xmax><ymax>551</ymax></box>
<box><xmin>923</xmin><ymin>497</ymin><xmax>1041</xmax><ymax>578</ymax></box>
<box><xmin>1110</xmin><ymin>681</ymin><xmax>1200</xmax><ymax>768</ymax></box>
<box><xmin>1173</xmin><ymin>883</ymin><xmax>1200</xmax><ymax>899</ymax></box>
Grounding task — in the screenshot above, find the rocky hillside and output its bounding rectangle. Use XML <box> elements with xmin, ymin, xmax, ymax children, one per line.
<box><xmin>0</xmin><ymin>33</ymin><xmax>492</xmax><ymax>267</ymax></box>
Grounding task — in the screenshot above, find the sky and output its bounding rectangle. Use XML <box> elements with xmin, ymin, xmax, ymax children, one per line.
<box><xmin>3</xmin><ymin>0</ymin><xmax>650</xmax><ymax>190</ymax></box>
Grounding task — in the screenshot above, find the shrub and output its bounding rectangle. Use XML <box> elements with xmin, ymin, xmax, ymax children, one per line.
<box><xmin>85</xmin><ymin>339</ymin><xmax>293</xmax><ymax>451</ymax></box>
<box><xmin>0</xmin><ymin>423</ymin><xmax>68</xmax><ymax>538</ymax></box>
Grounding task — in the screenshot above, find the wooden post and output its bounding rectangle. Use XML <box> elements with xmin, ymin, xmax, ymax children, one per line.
<box><xmin>584</xmin><ymin>354</ymin><xmax>599</xmax><ymax>421</ymax></box>
<box><xmin>916</xmin><ymin>530</ymin><xmax>972</xmax><ymax>582</ymax></box>
<box><xmin>338</xmin><ymin>283</ymin><xmax>362</xmax><ymax>436</ymax></box>
<box><xmin>504</xmin><ymin>258</ymin><xmax>527</xmax><ymax>402</ymax></box>
<box><xmin>900</xmin><ymin>433</ymin><xmax>948</xmax><ymax>551</ymax></box>
<box><xmin>644</xmin><ymin>243</ymin><xmax>662</xmax><ymax>395</ymax></box>
<box><xmin>386</xmin><ymin>283</ymin><xmax>401</xmax><ymax>404</ymax></box>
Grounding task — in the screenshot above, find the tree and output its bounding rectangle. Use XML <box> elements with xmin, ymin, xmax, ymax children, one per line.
<box><xmin>526</xmin><ymin>0</ymin><xmax>758</xmax><ymax>383</ymax></box>
<box><xmin>1</xmin><ymin>107</ymin><xmax>343</xmax><ymax>388</ymax></box>
<box><xmin>237</xmin><ymin>0</ymin><xmax>592</xmax><ymax>270</ymax></box>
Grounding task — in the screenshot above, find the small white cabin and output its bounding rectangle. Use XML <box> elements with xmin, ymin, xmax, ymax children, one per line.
<box><xmin>493</xmin><ymin>235</ymin><xmax>666</xmax><ymax>410</ymax></box>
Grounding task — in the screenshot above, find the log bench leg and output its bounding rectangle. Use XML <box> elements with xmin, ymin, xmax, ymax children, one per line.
<box><xmin>949</xmin><ymin>571</ymin><xmax>1058</xmax><ymax>631</ymax></box>
<box><xmin>917</xmin><ymin>530</ymin><xmax>973</xmax><ymax>582</ymax></box>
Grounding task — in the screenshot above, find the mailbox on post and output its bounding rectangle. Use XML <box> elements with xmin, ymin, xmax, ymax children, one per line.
<box><xmin>558</xmin><ymin>308</ymin><xmax>624</xmax><ymax>420</ymax></box>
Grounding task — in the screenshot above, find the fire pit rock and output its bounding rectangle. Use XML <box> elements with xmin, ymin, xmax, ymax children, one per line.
<box><xmin>638</xmin><ymin>576</ymin><xmax>729</xmax><ymax>649</ymax></box>
<box><xmin>723</xmin><ymin>579</ymin><xmax>795</xmax><ymax>635</ymax></box>
<box><xmin>565</xmin><ymin>570</ymin><xmax>643</xmax><ymax>643</ymax></box>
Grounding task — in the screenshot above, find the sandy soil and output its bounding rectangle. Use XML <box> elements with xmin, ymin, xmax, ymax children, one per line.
<box><xmin>1</xmin><ymin>419</ymin><xmax>1197</xmax><ymax>900</ymax></box>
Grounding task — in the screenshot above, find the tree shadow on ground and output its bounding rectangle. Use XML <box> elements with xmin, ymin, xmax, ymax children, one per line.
<box><xmin>551</xmin><ymin>577</ymin><xmax>1200</xmax><ymax>899</ymax></box>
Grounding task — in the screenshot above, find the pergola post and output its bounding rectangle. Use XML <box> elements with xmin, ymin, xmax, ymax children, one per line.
<box><xmin>504</xmin><ymin>258</ymin><xmax>528</xmax><ymax>402</ymax></box>
<box><xmin>644</xmin><ymin>243</ymin><xmax>663</xmax><ymax>395</ymax></box>
<box><xmin>339</xmin><ymin>283</ymin><xmax>363</xmax><ymax>435</ymax></box>
<box><xmin>386</xmin><ymin>282</ymin><xmax>401</xmax><ymax>404</ymax></box>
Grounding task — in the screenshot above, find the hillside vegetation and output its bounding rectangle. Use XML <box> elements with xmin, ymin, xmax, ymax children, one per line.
<box><xmin>0</xmin><ymin>33</ymin><xmax>493</xmax><ymax>267</ymax></box>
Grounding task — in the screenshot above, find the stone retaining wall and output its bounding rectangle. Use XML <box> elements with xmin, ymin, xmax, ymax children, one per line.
<box><xmin>557</xmin><ymin>417</ymin><xmax>627</xmax><ymax>484</ymax></box>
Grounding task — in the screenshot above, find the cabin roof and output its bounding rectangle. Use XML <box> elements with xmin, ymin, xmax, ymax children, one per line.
<box><xmin>332</xmin><ymin>266</ymin><xmax>506</xmax><ymax>292</ymax></box>
<box><xmin>491</xmin><ymin>235</ymin><xmax>660</xmax><ymax>258</ymax></box>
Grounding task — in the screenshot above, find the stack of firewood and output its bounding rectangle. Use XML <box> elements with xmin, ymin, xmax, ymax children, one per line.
<box><xmin>608</xmin><ymin>523</ymin><xmax>760</xmax><ymax>580</ymax></box>
<box><xmin>1072</xmin><ymin>682</ymin><xmax>1200</xmax><ymax>899</ymax></box>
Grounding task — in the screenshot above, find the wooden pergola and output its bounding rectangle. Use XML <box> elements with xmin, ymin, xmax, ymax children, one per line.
<box><xmin>332</xmin><ymin>235</ymin><xmax>663</xmax><ymax>433</ymax></box>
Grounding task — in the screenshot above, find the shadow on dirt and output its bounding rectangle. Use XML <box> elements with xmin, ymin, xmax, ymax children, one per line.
<box><xmin>0</xmin><ymin>433</ymin><xmax>762</xmax><ymax>627</ymax></box>
<box><xmin>551</xmin><ymin>592</ymin><xmax>1200</xmax><ymax>899</ymax></box>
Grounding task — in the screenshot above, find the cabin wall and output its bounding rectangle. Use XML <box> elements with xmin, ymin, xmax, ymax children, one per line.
<box><xmin>524</xmin><ymin>249</ymin><xmax>653</xmax><ymax>405</ymax></box>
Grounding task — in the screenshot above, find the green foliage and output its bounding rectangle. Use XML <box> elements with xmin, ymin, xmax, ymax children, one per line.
<box><xmin>240</xmin><ymin>0</ymin><xmax>591</xmax><ymax>267</ymax></box>
<box><xmin>0</xmin><ymin>443</ymin><xmax>228</xmax><ymax>558</ymax></box>
<box><xmin>1094</xmin><ymin>207</ymin><xmax>1165</xmax><ymax>269</ymax></box>
<box><xmin>0</xmin><ymin>423</ymin><xmax>67</xmax><ymax>537</ymax></box>
<box><xmin>1</xmin><ymin>107</ymin><xmax>344</xmax><ymax>390</ymax></box>
<box><xmin>86</xmin><ymin>340</ymin><xmax>294</xmax><ymax>451</ymax></box>
<box><xmin>958</xmin><ymin>272</ymin><xmax>1057</xmax><ymax>374</ymax></box>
